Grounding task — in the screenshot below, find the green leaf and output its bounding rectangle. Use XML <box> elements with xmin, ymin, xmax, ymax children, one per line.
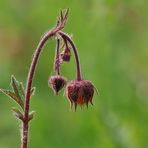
<box><xmin>18</xmin><ymin>82</ymin><xmax>25</xmax><ymax>99</ymax></box>
<box><xmin>31</xmin><ymin>87</ymin><xmax>36</xmax><ymax>97</ymax></box>
<box><xmin>28</xmin><ymin>111</ymin><xmax>35</xmax><ymax>121</ymax></box>
<box><xmin>11</xmin><ymin>75</ymin><xmax>26</xmax><ymax>100</ymax></box>
<box><xmin>11</xmin><ymin>75</ymin><xmax>21</xmax><ymax>99</ymax></box>
<box><xmin>12</xmin><ymin>107</ymin><xmax>24</xmax><ymax>121</ymax></box>
<box><xmin>0</xmin><ymin>89</ymin><xmax>24</xmax><ymax>109</ymax></box>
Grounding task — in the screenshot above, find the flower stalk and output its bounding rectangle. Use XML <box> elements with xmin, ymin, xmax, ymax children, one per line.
<box><xmin>59</xmin><ymin>31</ymin><xmax>82</xmax><ymax>81</ymax></box>
<box><xmin>54</xmin><ymin>37</ymin><xmax>60</xmax><ymax>75</ymax></box>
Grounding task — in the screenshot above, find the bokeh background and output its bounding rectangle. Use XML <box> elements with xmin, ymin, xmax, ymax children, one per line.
<box><xmin>0</xmin><ymin>0</ymin><xmax>148</xmax><ymax>148</ymax></box>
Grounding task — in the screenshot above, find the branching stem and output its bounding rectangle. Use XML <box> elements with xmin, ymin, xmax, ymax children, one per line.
<box><xmin>21</xmin><ymin>9</ymin><xmax>79</xmax><ymax>148</ymax></box>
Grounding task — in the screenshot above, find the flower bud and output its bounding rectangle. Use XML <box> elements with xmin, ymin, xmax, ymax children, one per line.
<box><xmin>48</xmin><ymin>75</ymin><xmax>66</xmax><ymax>95</ymax></box>
<box><xmin>65</xmin><ymin>80</ymin><xmax>94</xmax><ymax>111</ymax></box>
<box><xmin>60</xmin><ymin>48</ymin><xmax>71</xmax><ymax>62</ymax></box>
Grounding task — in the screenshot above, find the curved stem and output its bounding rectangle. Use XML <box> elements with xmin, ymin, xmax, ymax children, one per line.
<box><xmin>22</xmin><ymin>31</ymin><xmax>53</xmax><ymax>148</ymax></box>
<box><xmin>64</xmin><ymin>38</ymin><xmax>69</xmax><ymax>50</ymax></box>
<box><xmin>59</xmin><ymin>31</ymin><xmax>82</xmax><ymax>81</ymax></box>
<box><xmin>21</xmin><ymin>9</ymin><xmax>69</xmax><ymax>148</ymax></box>
<box><xmin>54</xmin><ymin>38</ymin><xmax>60</xmax><ymax>75</ymax></box>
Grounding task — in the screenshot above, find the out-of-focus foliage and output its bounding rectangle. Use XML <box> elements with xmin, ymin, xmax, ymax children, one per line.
<box><xmin>0</xmin><ymin>0</ymin><xmax>148</xmax><ymax>148</ymax></box>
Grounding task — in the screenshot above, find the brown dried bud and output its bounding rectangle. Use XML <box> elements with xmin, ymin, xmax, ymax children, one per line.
<box><xmin>65</xmin><ymin>80</ymin><xmax>94</xmax><ymax>111</ymax></box>
<box><xmin>48</xmin><ymin>75</ymin><xmax>66</xmax><ymax>95</ymax></box>
<box><xmin>60</xmin><ymin>48</ymin><xmax>71</xmax><ymax>62</ymax></box>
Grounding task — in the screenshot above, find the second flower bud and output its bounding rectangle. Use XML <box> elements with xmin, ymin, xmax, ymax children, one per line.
<box><xmin>48</xmin><ymin>75</ymin><xmax>66</xmax><ymax>95</ymax></box>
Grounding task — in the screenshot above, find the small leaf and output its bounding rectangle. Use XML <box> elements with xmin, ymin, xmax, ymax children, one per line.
<box><xmin>18</xmin><ymin>82</ymin><xmax>25</xmax><ymax>99</ymax></box>
<box><xmin>61</xmin><ymin>9</ymin><xmax>69</xmax><ymax>27</ymax></box>
<box><xmin>12</xmin><ymin>107</ymin><xmax>24</xmax><ymax>121</ymax></box>
<box><xmin>11</xmin><ymin>75</ymin><xmax>21</xmax><ymax>99</ymax></box>
<box><xmin>0</xmin><ymin>89</ymin><xmax>24</xmax><ymax>109</ymax></box>
<box><xmin>31</xmin><ymin>87</ymin><xmax>36</xmax><ymax>97</ymax></box>
<box><xmin>60</xmin><ymin>9</ymin><xmax>63</xmax><ymax>21</ymax></box>
<box><xmin>28</xmin><ymin>111</ymin><xmax>35</xmax><ymax>121</ymax></box>
<box><xmin>64</xmin><ymin>8</ymin><xmax>69</xmax><ymax>20</ymax></box>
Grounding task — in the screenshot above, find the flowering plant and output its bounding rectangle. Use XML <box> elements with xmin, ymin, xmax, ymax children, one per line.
<box><xmin>0</xmin><ymin>9</ymin><xmax>95</xmax><ymax>148</ymax></box>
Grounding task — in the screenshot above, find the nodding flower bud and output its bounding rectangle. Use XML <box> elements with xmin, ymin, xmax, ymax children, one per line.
<box><xmin>48</xmin><ymin>75</ymin><xmax>66</xmax><ymax>95</ymax></box>
<box><xmin>60</xmin><ymin>48</ymin><xmax>71</xmax><ymax>63</ymax></box>
<box><xmin>65</xmin><ymin>80</ymin><xmax>94</xmax><ymax>111</ymax></box>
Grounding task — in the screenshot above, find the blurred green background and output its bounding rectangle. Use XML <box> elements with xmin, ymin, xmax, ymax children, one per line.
<box><xmin>0</xmin><ymin>0</ymin><xmax>148</xmax><ymax>148</ymax></box>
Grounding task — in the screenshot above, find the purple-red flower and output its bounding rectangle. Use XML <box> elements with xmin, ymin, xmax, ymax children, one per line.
<box><xmin>65</xmin><ymin>80</ymin><xmax>94</xmax><ymax>111</ymax></box>
<box><xmin>49</xmin><ymin>75</ymin><xmax>66</xmax><ymax>95</ymax></box>
<box><xmin>60</xmin><ymin>47</ymin><xmax>71</xmax><ymax>63</ymax></box>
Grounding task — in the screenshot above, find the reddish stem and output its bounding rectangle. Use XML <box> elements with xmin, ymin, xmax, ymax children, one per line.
<box><xmin>59</xmin><ymin>31</ymin><xmax>82</xmax><ymax>81</ymax></box>
<box><xmin>22</xmin><ymin>31</ymin><xmax>54</xmax><ymax>148</ymax></box>
<box><xmin>22</xmin><ymin>9</ymin><xmax>69</xmax><ymax>148</ymax></box>
<box><xmin>54</xmin><ymin>38</ymin><xmax>60</xmax><ymax>75</ymax></box>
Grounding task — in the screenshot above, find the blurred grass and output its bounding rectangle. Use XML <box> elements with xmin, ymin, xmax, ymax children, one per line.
<box><xmin>0</xmin><ymin>0</ymin><xmax>148</xmax><ymax>148</ymax></box>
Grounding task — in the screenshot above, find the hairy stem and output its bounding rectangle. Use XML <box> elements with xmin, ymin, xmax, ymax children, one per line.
<box><xmin>22</xmin><ymin>31</ymin><xmax>54</xmax><ymax>148</ymax></box>
<box><xmin>22</xmin><ymin>9</ymin><xmax>69</xmax><ymax>146</ymax></box>
<box><xmin>54</xmin><ymin>38</ymin><xmax>60</xmax><ymax>75</ymax></box>
<box><xmin>59</xmin><ymin>31</ymin><xmax>82</xmax><ymax>81</ymax></box>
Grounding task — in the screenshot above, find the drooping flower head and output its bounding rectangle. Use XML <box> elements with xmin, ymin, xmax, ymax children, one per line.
<box><xmin>60</xmin><ymin>47</ymin><xmax>71</xmax><ymax>62</ymax></box>
<box><xmin>49</xmin><ymin>75</ymin><xmax>66</xmax><ymax>95</ymax></box>
<box><xmin>65</xmin><ymin>80</ymin><xmax>95</xmax><ymax>111</ymax></box>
